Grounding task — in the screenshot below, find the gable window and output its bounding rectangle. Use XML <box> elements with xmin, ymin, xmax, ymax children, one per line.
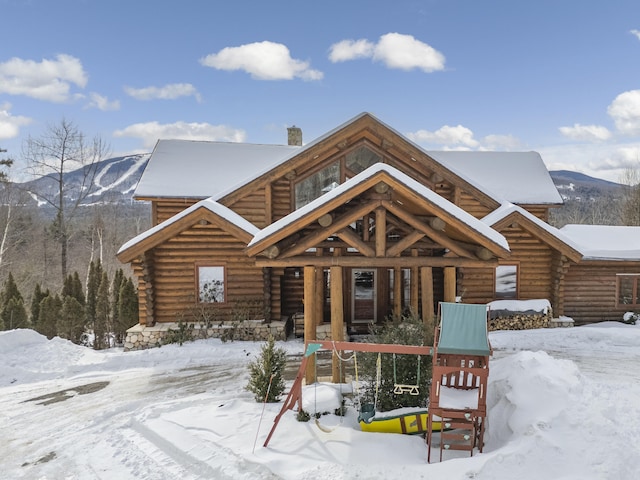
<box><xmin>345</xmin><ymin>145</ymin><xmax>382</xmax><ymax>174</ymax></box>
<box><xmin>294</xmin><ymin>161</ymin><xmax>340</xmax><ymax>209</ymax></box>
<box><xmin>197</xmin><ymin>265</ymin><xmax>225</xmax><ymax>303</ymax></box>
<box><xmin>495</xmin><ymin>264</ymin><xmax>518</xmax><ymax>299</ymax></box>
<box><xmin>617</xmin><ymin>274</ymin><xmax>640</xmax><ymax>307</ymax></box>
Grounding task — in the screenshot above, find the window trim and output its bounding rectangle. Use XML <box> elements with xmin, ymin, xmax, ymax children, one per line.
<box><xmin>616</xmin><ymin>273</ymin><xmax>640</xmax><ymax>308</ymax></box>
<box><xmin>195</xmin><ymin>263</ymin><xmax>227</xmax><ymax>304</ymax></box>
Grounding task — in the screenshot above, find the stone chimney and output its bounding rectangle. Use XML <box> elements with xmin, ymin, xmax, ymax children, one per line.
<box><xmin>287</xmin><ymin>126</ymin><xmax>302</xmax><ymax>146</ymax></box>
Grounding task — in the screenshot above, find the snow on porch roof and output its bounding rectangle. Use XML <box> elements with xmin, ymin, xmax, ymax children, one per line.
<box><xmin>428</xmin><ymin>151</ymin><xmax>563</xmax><ymax>205</ymax></box>
<box><xmin>134</xmin><ymin>140</ymin><xmax>300</xmax><ymax>199</ymax></box>
<box><xmin>248</xmin><ymin>163</ymin><xmax>510</xmax><ymax>252</ymax></box>
<box><xmin>117</xmin><ymin>197</ymin><xmax>260</xmax><ymax>257</ymax></box>
<box><xmin>559</xmin><ymin>224</ymin><xmax>640</xmax><ymax>261</ymax></box>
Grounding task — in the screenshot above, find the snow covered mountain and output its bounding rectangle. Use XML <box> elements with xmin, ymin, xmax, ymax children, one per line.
<box><xmin>16</xmin><ymin>154</ymin><xmax>150</xmax><ymax>207</ymax></box>
<box><xmin>9</xmin><ymin>153</ymin><xmax>621</xmax><ymax>209</ymax></box>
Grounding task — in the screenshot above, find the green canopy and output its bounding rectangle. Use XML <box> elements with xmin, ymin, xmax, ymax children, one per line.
<box><xmin>437</xmin><ymin>302</ymin><xmax>490</xmax><ymax>356</ymax></box>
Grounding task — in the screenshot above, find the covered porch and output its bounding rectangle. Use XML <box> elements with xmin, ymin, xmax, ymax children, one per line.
<box><xmin>246</xmin><ymin>164</ymin><xmax>509</xmax><ymax>383</ymax></box>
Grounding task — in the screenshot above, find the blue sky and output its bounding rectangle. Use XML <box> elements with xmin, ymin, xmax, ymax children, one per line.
<box><xmin>1</xmin><ymin>0</ymin><xmax>640</xmax><ymax>182</ymax></box>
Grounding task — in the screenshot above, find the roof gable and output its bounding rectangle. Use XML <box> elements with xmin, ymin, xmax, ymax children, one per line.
<box><xmin>134</xmin><ymin>113</ymin><xmax>562</xmax><ymax>208</ymax></box>
<box><xmin>117</xmin><ymin>198</ymin><xmax>259</xmax><ymax>262</ymax></box>
<box><xmin>483</xmin><ymin>203</ymin><xmax>582</xmax><ymax>262</ymax></box>
<box><xmin>247</xmin><ymin>163</ymin><xmax>510</xmax><ymax>260</ymax></box>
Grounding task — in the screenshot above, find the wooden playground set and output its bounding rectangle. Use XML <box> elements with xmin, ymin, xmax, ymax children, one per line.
<box><xmin>263</xmin><ymin>302</ymin><xmax>492</xmax><ymax>462</ymax></box>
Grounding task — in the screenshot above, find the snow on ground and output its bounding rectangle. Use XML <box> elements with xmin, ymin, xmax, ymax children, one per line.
<box><xmin>2</xmin><ymin>323</ymin><xmax>640</xmax><ymax>479</ymax></box>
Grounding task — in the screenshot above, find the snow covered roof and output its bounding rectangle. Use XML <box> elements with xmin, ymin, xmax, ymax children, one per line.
<box><xmin>134</xmin><ymin>114</ymin><xmax>562</xmax><ymax>207</ymax></box>
<box><xmin>559</xmin><ymin>224</ymin><xmax>640</xmax><ymax>261</ymax></box>
<box><xmin>429</xmin><ymin>151</ymin><xmax>563</xmax><ymax>205</ymax></box>
<box><xmin>117</xmin><ymin>198</ymin><xmax>259</xmax><ymax>260</ymax></box>
<box><xmin>248</xmin><ymin>163</ymin><xmax>510</xmax><ymax>254</ymax></box>
<box><xmin>482</xmin><ymin>202</ymin><xmax>582</xmax><ymax>258</ymax></box>
<box><xmin>134</xmin><ymin>140</ymin><xmax>300</xmax><ymax>199</ymax></box>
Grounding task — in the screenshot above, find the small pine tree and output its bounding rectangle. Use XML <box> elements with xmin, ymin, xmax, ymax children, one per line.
<box><xmin>37</xmin><ymin>294</ymin><xmax>62</xmax><ymax>339</ymax></box>
<box><xmin>86</xmin><ymin>260</ymin><xmax>103</xmax><ymax>333</ymax></box>
<box><xmin>1</xmin><ymin>297</ymin><xmax>28</xmax><ymax>330</ymax></box>
<box><xmin>246</xmin><ymin>336</ymin><xmax>287</xmax><ymax>402</ymax></box>
<box><xmin>62</xmin><ymin>271</ymin><xmax>86</xmax><ymax>305</ymax></box>
<box><xmin>94</xmin><ymin>271</ymin><xmax>110</xmax><ymax>349</ymax></box>
<box><xmin>2</xmin><ymin>272</ymin><xmax>23</xmax><ymax>307</ymax></box>
<box><xmin>112</xmin><ymin>269</ymin><xmax>124</xmax><ymax>335</ymax></box>
<box><xmin>1</xmin><ymin>273</ymin><xmax>26</xmax><ymax>330</ymax></box>
<box><xmin>30</xmin><ymin>283</ymin><xmax>50</xmax><ymax>327</ymax></box>
<box><xmin>57</xmin><ymin>296</ymin><xmax>86</xmax><ymax>344</ymax></box>
<box><xmin>116</xmin><ymin>277</ymin><xmax>137</xmax><ymax>344</ymax></box>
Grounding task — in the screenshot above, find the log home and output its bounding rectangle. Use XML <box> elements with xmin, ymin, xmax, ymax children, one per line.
<box><xmin>117</xmin><ymin>112</ymin><xmax>640</xmax><ymax>351</ymax></box>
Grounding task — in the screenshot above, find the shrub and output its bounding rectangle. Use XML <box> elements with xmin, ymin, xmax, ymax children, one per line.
<box><xmin>246</xmin><ymin>336</ymin><xmax>287</xmax><ymax>402</ymax></box>
<box><xmin>622</xmin><ymin>311</ymin><xmax>639</xmax><ymax>325</ymax></box>
<box><xmin>358</xmin><ymin>311</ymin><xmax>434</xmax><ymax>412</ymax></box>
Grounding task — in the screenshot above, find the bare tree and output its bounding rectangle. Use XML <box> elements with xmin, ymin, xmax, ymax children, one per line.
<box><xmin>0</xmin><ymin>150</ymin><xmax>14</xmax><ymax>270</ymax></box>
<box><xmin>619</xmin><ymin>162</ymin><xmax>640</xmax><ymax>226</ymax></box>
<box><xmin>22</xmin><ymin>119</ymin><xmax>110</xmax><ymax>281</ymax></box>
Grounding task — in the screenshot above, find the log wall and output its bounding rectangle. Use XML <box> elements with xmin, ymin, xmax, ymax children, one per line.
<box><xmin>563</xmin><ymin>261</ymin><xmax>640</xmax><ymax>325</ymax></box>
<box><xmin>150</xmin><ymin>222</ymin><xmax>264</xmax><ymax>323</ymax></box>
<box><xmin>459</xmin><ymin>225</ymin><xmax>555</xmax><ymax>305</ymax></box>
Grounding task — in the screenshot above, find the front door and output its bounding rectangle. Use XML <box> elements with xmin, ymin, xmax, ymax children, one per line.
<box><xmin>352</xmin><ymin>269</ymin><xmax>376</xmax><ymax>325</ymax></box>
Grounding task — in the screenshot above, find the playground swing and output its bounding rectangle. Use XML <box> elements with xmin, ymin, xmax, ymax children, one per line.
<box><xmin>312</xmin><ymin>345</ymin><xmax>355</xmax><ymax>433</ymax></box>
<box><xmin>392</xmin><ymin>352</ymin><xmax>421</xmax><ymax>396</ymax></box>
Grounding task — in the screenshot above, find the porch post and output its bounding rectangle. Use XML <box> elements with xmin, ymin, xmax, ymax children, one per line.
<box><xmin>421</xmin><ymin>266</ymin><xmax>434</xmax><ymax>326</ymax></box>
<box><xmin>444</xmin><ymin>266</ymin><xmax>456</xmax><ymax>303</ymax></box>
<box><xmin>304</xmin><ymin>266</ymin><xmax>317</xmax><ymax>384</ymax></box>
<box><xmin>330</xmin><ymin>265</ymin><xmax>345</xmax><ymax>383</ymax></box>
<box><xmin>393</xmin><ymin>266</ymin><xmax>402</xmax><ymax>318</ymax></box>
<box><xmin>410</xmin><ymin>251</ymin><xmax>419</xmax><ymax>316</ymax></box>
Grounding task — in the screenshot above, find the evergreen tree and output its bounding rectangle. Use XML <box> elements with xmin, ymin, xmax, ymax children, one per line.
<box><xmin>37</xmin><ymin>294</ymin><xmax>62</xmax><ymax>339</ymax></box>
<box><xmin>94</xmin><ymin>271</ymin><xmax>110</xmax><ymax>349</ymax></box>
<box><xmin>30</xmin><ymin>283</ymin><xmax>50</xmax><ymax>327</ymax></box>
<box><xmin>2</xmin><ymin>272</ymin><xmax>23</xmax><ymax>307</ymax></box>
<box><xmin>57</xmin><ymin>295</ymin><xmax>85</xmax><ymax>344</ymax></box>
<box><xmin>112</xmin><ymin>268</ymin><xmax>124</xmax><ymax>336</ymax></box>
<box><xmin>359</xmin><ymin>313</ymin><xmax>434</xmax><ymax>412</ymax></box>
<box><xmin>86</xmin><ymin>260</ymin><xmax>103</xmax><ymax>342</ymax></box>
<box><xmin>61</xmin><ymin>271</ymin><xmax>85</xmax><ymax>305</ymax></box>
<box><xmin>116</xmin><ymin>277</ymin><xmax>137</xmax><ymax>344</ymax></box>
<box><xmin>1</xmin><ymin>272</ymin><xmax>26</xmax><ymax>330</ymax></box>
<box><xmin>1</xmin><ymin>297</ymin><xmax>28</xmax><ymax>330</ymax></box>
<box><xmin>246</xmin><ymin>336</ymin><xmax>287</xmax><ymax>402</ymax></box>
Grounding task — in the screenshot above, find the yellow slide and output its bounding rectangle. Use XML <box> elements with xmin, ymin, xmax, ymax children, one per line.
<box><xmin>358</xmin><ymin>406</ymin><xmax>443</xmax><ymax>435</ymax></box>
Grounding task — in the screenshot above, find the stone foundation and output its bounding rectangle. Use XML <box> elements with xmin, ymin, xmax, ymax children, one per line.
<box><xmin>124</xmin><ymin>319</ymin><xmax>288</xmax><ymax>351</ymax></box>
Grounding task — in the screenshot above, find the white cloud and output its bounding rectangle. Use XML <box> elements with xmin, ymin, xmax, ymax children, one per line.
<box><xmin>538</xmin><ymin>141</ymin><xmax>640</xmax><ymax>183</ymax></box>
<box><xmin>374</xmin><ymin>33</ymin><xmax>445</xmax><ymax>72</ymax></box>
<box><xmin>407</xmin><ymin>125</ymin><xmax>479</xmax><ymax>148</ymax></box>
<box><xmin>559</xmin><ymin>123</ymin><xmax>612</xmax><ymax>142</ymax></box>
<box><xmin>124</xmin><ymin>83</ymin><xmax>202</xmax><ymax>102</ymax></box>
<box><xmin>86</xmin><ymin>93</ymin><xmax>120</xmax><ymax>111</ymax></box>
<box><xmin>631</xmin><ymin>29</ymin><xmax>640</xmax><ymax>40</ymax></box>
<box><xmin>328</xmin><ymin>39</ymin><xmax>375</xmax><ymax>62</ymax></box>
<box><xmin>0</xmin><ymin>54</ymin><xmax>87</xmax><ymax>102</ymax></box>
<box><xmin>0</xmin><ymin>103</ymin><xmax>32</xmax><ymax>140</ymax></box>
<box><xmin>329</xmin><ymin>33</ymin><xmax>445</xmax><ymax>73</ymax></box>
<box><xmin>200</xmin><ymin>41</ymin><xmax>323</xmax><ymax>81</ymax></box>
<box><xmin>608</xmin><ymin>89</ymin><xmax>640</xmax><ymax>135</ymax></box>
<box><xmin>481</xmin><ymin>134</ymin><xmax>522</xmax><ymax>150</ymax></box>
<box><xmin>113</xmin><ymin>121</ymin><xmax>247</xmax><ymax>149</ymax></box>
